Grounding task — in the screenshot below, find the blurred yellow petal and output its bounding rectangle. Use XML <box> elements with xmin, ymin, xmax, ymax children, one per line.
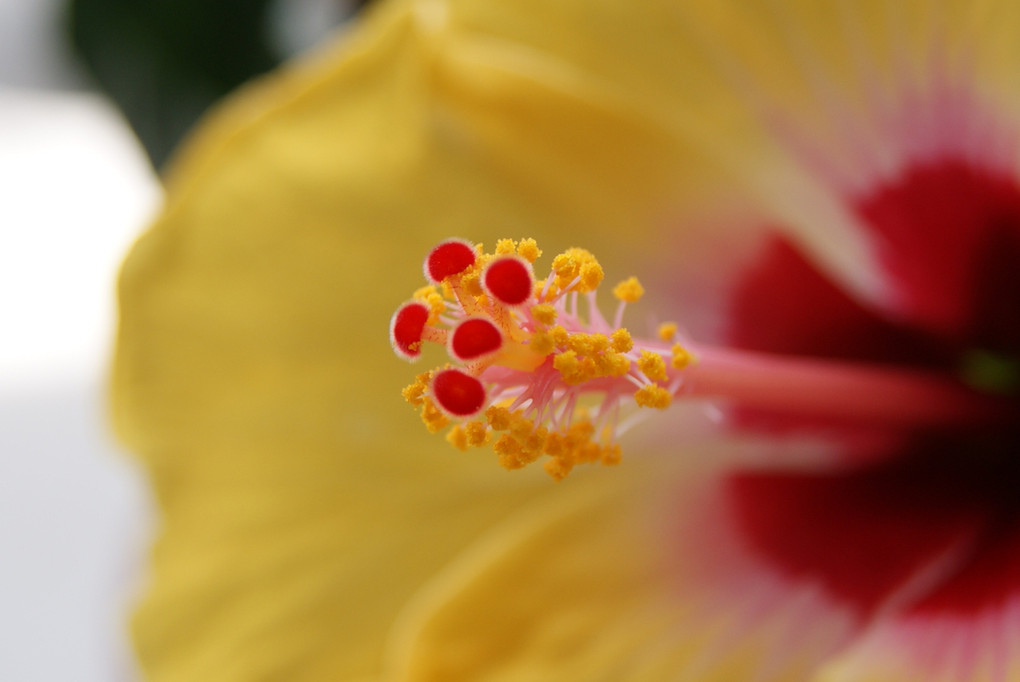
<box><xmin>389</xmin><ymin>453</ymin><xmax>862</xmax><ymax>682</ymax></box>
<box><xmin>111</xmin><ymin>2</ymin><xmax>736</xmax><ymax>679</ymax></box>
<box><xmin>113</xmin><ymin>0</ymin><xmax>1020</xmax><ymax>680</ymax></box>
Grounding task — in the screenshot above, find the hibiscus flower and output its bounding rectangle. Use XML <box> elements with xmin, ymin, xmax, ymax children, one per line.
<box><xmin>112</xmin><ymin>1</ymin><xmax>1020</xmax><ymax>680</ymax></box>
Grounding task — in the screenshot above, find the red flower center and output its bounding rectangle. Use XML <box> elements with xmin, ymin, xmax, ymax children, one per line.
<box><xmin>724</xmin><ymin>159</ymin><xmax>1020</xmax><ymax>619</ymax></box>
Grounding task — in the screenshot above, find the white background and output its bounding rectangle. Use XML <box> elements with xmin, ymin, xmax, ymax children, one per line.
<box><xmin>0</xmin><ymin>0</ymin><xmax>157</xmax><ymax>679</ymax></box>
<box><xmin>0</xmin><ymin>1</ymin><xmax>359</xmax><ymax>677</ymax></box>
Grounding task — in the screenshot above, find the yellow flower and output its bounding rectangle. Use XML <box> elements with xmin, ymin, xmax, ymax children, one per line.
<box><xmin>113</xmin><ymin>1</ymin><xmax>1020</xmax><ymax>681</ymax></box>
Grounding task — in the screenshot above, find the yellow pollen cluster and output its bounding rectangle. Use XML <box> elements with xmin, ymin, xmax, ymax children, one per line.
<box><xmin>494</xmin><ymin>237</ymin><xmax>543</xmax><ymax>263</ymax></box>
<box><xmin>402</xmin><ymin>372</ymin><xmax>452</xmax><ymax>432</ymax></box>
<box><xmin>612</xmin><ymin>276</ymin><xmax>645</xmax><ymax>303</ymax></box>
<box><xmin>529</xmin><ymin>331</ymin><xmax>556</xmax><ymax>356</ymax></box>
<box><xmin>637</xmin><ymin>350</ymin><xmax>668</xmax><ymax>381</ymax></box>
<box><xmin>553</xmin><ymin>344</ymin><xmax>631</xmax><ymax>385</ymax></box>
<box><xmin>413</xmin><ymin>285</ymin><xmax>446</xmax><ymax>323</ymax></box>
<box><xmin>444</xmin><ymin>406</ymin><xmax>622</xmax><ymax>481</ymax></box>
<box><xmin>550</xmin><ymin>247</ymin><xmax>604</xmax><ymax>293</ymax></box>
<box><xmin>460</xmin><ymin>270</ymin><xmax>484</xmax><ymax>297</ymax></box>
<box><xmin>672</xmin><ymin>343</ymin><xmax>694</xmax><ymax>369</ymax></box>
<box><xmin>634</xmin><ymin>384</ymin><xmax>673</xmax><ymax>409</ymax></box>
<box><xmin>531</xmin><ymin>303</ymin><xmax>557</xmax><ymax>326</ymax></box>
<box><xmin>517</xmin><ymin>238</ymin><xmax>542</xmax><ymax>263</ymax></box>
<box><xmin>610</xmin><ymin>328</ymin><xmax>633</xmax><ymax>352</ymax></box>
<box><xmin>420</xmin><ymin>397</ymin><xmax>450</xmax><ymax>432</ymax></box>
<box><xmin>445</xmin><ymin>420</ymin><xmax>490</xmax><ymax>450</ymax></box>
<box><xmin>401</xmin><ymin>372</ymin><xmax>430</xmax><ymax>406</ymax></box>
<box><xmin>658</xmin><ymin>322</ymin><xmax>678</xmax><ymax>341</ymax></box>
<box><xmin>542</xmin><ymin>422</ymin><xmax>621</xmax><ymax>481</ymax></box>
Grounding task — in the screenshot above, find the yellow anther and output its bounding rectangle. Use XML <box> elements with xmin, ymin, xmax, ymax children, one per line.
<box><xmin>551</xmin><ymin>250</ymin><xmax>582</xmax><ymax>286</ymax></box>
<box><xmin>465</xmin><ymin>420</ymin><xmax>490</xmax><ymax>447</ymax></box>
<box><xmin>524</xmin><ymin>426</ymin><xmax>548</xmax><ymax>454</ymax></box>
<box><xmin>575</xmin><ymin>333</ymin><xmax>597</xmax><ymax>354</ymax></box>
<box><xmin>517</xmin><ymin>238</ymin><xmax>542</xmax><ymax>263</ymax></box>
<box><xmin>634</xmin><ymin>384</ymin><xmax>673</xmax><ymax>409</ymax></box>
<box><xmin>486</xmin><ymin>405</ymin><xmax>512</xmax><ymax>431</ymax></box>
<box><xmin>413</xmin><ymin>285</ymin><xmax>438</xmax><ymax>300</ymax></box>
<box><xmin>529</xmin><ymin>331</ymin><xmax>555</xmax><ymax>356</ymax></box>
<box><xmin>592</xmin><ymin>352</ymin><xmax>617</xmax><ymax>377</ymax></box>
<box><xmin>461</xmin><ymin>270</ymin><xmax>484</xmax><ymax>297</ymax></box>
<box><xmin>401</xmin><ymin>382</ymin><xmax>425</xmax><ymax>406</ymax></box>
<box><xmin>494</xmin><ymin>414</ymin><xmax>545</xmax><ymax>470</ymax></box>
<box><xmin>494</xmin><ymin>434</ymin><xmax>526</xmax><ymax>469</ymax></box>
<box><xmin>531</xmin><ymin>304</ymin><xmax>557</xmax><ymax>326</ymax></box>
<box><xmin>610</xmin><ymin>328</ymin><xmax>633</xmax><ymax>352</ymax></box>
<box><xmin>579</xmin><ymin>262</ymin><xmax>605</xmax><ymax>292</ymax></box>
<box><xmin>553</xmin><ymin>350</ymin><xmax>582</xmax><ymax>384</ymax></box>
<box><xmin>602</xmin><ymin>352</ymin><xmax>631</xmax><ymax>377</ymax></box>
<box><xmin>614</xmin><ymin>354</ymin><xmax>632</xmax><ymax>375</ymax></box>
<box><xmin>613</xmin><ymin>276</ymin><xmax>645</xmax><ymax>303</ymax></box>
<box><xmin>578</xmin><ymin>441</ymin><xmax>601</xmax><ymax>464</ymax></box>
<box><xmin>544</xmin><ymin>457</ymin><xmax>573</xmax><ymax>481</ymax></box>
<box><xmin>413</xmin><ymin>286</ymin><xmax>446</xmax><ymax>321</ymax></box>
<box><xmin>493</xmin><ymin>433</ymin><xmax>517</xmax><ymax>454</ymax></box>
<box><xmin>495</xmin><ymin>238</ymin><xmax>517</xmax><ymax>255</ymax></box>
<box><xmin>671</xmin><ymin>343</ymin><xmax>694</xmax><ymax>369</ymax></box>
<box><xmin>426</xmin><ymin>299</ymin><xmax>445</xmax><ymax>322</ymax></box>
<box><xmin>567</xmin><ymin>332</ymin><xmax>607</xmax><ymax>355</ymax></box>
<box><xmin>421</xmin><ymin>397</ymin><xmax>451</xmax><ymax>432</ymax></box>
<box><xmin>401</xmin><ymin>372</ymin><xmax>432</xmax><ymax>406</ymax></box>
<box><xmin>550</xmin><ymin>325</ymin><xmax>570</xmax><ymax>347</ymax></box>
<box><xmin>658</xmin><ymin>322</ymin><xmax>678</xmax><ymax>341</ymax></box>
<box><xmin>509</xmin><ymin>412</ymin><xmax>535</xmax><ymax>441</ymax></box>
<box><xmin>543</xmin><ymin>432</ymin><xmax>566</xmax><ymax>457</ymax></box>
<box><xmin>601</xmin><ymin>443</ymin><xmax>622</xmax><ymax>466</ymax></box>
<box><xmin>446</xmin><ymin>425</ymin><xmax>469</xmax><ymax>450</ymax></box>
<box><xmin>551</xmin><ymin>247</ymin><xmax>603</xmax><ymax>292</ymax></box>
<box><xmin>637</xmin><ymin>350</ymin><xmax>668</xmax><ymax>381</ymax></box>
<box><xmin>566</xmin><ymin>420</ymin><xmax>596</xmax><ymax>444</ymax></box>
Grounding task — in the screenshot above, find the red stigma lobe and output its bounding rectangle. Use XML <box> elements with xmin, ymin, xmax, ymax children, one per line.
<box><xmin>424</xmin><ymin>239</ymin><xmax>476</xmax><ymax>283</ymax></box>
<box><xmin>432</xmin><ymin>369</ymin><xmax>487</xmax><ymax>417</ymax></box>
<box><xmin>389</xmin><ymin>301</ymin><xmax>430</xmax><ymax>360</ymax></box>
<box><xmin>450</xmin><ymin>318</ymin><xmax>503</xmax><ymax>361</ymax></box>
<box><xmin>483</xmin><ymin>256</ymin><xmax>534</xmax><ymax>306</ymax></box>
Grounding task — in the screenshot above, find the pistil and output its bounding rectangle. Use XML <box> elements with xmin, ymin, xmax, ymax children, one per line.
<box><xmin>391</xmin><ymin>238</ymin><xmax>1005</xmax><ymax>479</ymax></box>
<box><xmin>644</xmin><ymin>343</ymin><xmax>998</xmax><ymax>427</ymax></box>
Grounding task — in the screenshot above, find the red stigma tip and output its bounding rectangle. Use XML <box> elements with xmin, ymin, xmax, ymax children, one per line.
<box><xmin>432</xmin><ymin>368</ymin><xmax>487</xmax><ymax>417</ymax></box>
<box><xmin>424</xmin><ymin>239</ymin><xmax>476</xmax><ymax>283</ymax></box>
<box><xmin>390</xmin><ymin>301</ymin><xmax>430</xmax><ymax>360</ymax></box>
<box><xmin>450</xmin><ymin>318</ymin><xmax>503</xmax><ymax>361</ymax></box>
<box><xmin>483</xmin><ymin>256</ymin><xmax>533</xmax><ymax>306</ymax></box>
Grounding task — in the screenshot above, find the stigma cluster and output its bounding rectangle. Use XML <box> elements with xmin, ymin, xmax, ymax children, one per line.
<box><xmin>389</xmin><ymin>238</ymin><xmax>692</xmax><ymax>480</ymax></box>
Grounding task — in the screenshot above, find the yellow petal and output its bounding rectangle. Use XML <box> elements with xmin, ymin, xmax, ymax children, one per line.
<box><xmin>388</xmin><ymin>458</ymin><xmax>861</xmax><ymax>681</ymax></box>
<box><xmin>110</xmin><ymin>1</ymin><xmax>736</xmax><ymax>679</ymax></box>
<box><xmin>112</xmin><ymin>1</ymin><xmax>1016</xmax><ymax>680</ymax></box>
